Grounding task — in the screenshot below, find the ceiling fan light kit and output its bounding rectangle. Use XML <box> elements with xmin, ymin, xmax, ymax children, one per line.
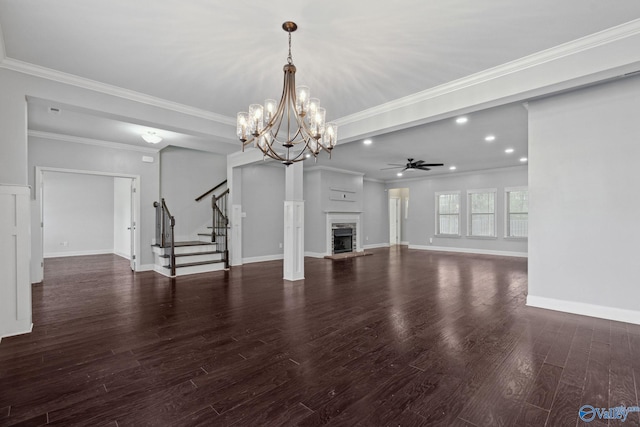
<box><xmin>236</xmin><ymin>21</ymin><xmax>338</xmax><ymax>166</ymax></box>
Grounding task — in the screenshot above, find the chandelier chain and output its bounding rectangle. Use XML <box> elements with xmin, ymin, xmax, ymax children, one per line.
<box><xmin>287</xmin><ymin>31</ymin><xmax>293</xmax><ymax>65</ymax></box>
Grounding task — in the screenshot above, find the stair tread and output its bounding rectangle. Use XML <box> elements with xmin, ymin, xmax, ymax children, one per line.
<box><xmin>159</xmin><ymin>251</ymin><xmax>222</xmax><ymax>258</ymax></box>
<box><xmin>164</xmin><ymin>260</ymin><xmax>225</xmax><ymax>269</ymax></box>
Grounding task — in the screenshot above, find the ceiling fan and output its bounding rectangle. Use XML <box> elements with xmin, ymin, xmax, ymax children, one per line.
<box><xmin>381</xmin><ymin>158</ymin><xmax>444</xmax><ymax>172</ymax></box>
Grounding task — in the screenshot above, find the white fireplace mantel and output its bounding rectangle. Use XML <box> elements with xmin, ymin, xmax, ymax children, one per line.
<box><xmin>325</xmin><ymin>212</ymin><xmax>362</xmax><ymax>255</ymax></box>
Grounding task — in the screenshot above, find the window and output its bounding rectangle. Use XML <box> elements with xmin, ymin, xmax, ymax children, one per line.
<box><xmin>506</xmin><ymin>187</ymin><xmax>528</xmax><ymax>238</ymax></box>
<box><xmin>436</xmin><ymin>191</ymin><xmax>460</xmax><ymax>236</ymax></box>
<box><xmin>467</xmin><ymin>189</ymin><xmax>497</xmax><ymax>237</ymax></box>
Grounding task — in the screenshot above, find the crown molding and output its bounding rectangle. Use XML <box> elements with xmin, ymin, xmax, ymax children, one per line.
<box><xmin>384</xmin><ymin>164</ymin><xmax>528</xmax><ymax>185</ymax></box>
<box><xmin>0</xmin><ymin>57</ymin><xmax>235</xmax><ymax>126</ymax></box>
<box><xmin>336</xmin><ymin>18</ymin><xmax>640</xmax><ymax>126</ymax></box>
<box><xmin>0</xmin><ymin>21</ymin><xmax>6</xmax><ymax>61</ymax></box>
<box><xmin>363</xmin><ymin>177</ymin><xmax>385</xmax><ymax>184</ymax></box>
<box><xmin>304</xmin><ymin>165</ymin><xmax>365</xmax><ymax>177</ymax></box>
<box><xmin>28</xmin><ymin>130</ymin><xmax>161</xmax><ymax>154</ymax></box>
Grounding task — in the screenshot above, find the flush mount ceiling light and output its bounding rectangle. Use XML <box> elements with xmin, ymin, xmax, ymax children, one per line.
<box><xmin>141</xmin><ymin>131</ymin><xmax>162</xmax><ymax>144</ymax></box>
<box><xmin>485</xmin><ymin>135</ymin><xmax>496</xmax><ymax>142</ymax></box>
<box><xmin>505</xmin><ymin>148</ymin><xmax>514</xmax><ymax>154</ymax></box>
<box><xmin>237</xmin><ymin>21</ymin><xmax>338</xmax><ymax>166</ymax></box>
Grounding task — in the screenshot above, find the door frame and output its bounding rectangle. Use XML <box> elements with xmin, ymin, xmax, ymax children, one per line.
<box><xmin>389</xmin><ymin>197</ymin><xmax>401</xmax><ymax>245</ymax></box>
<box><xmin>34</xmin><ymin>166</ymin><xmax>141</xmax><ymax>281</ymax></box>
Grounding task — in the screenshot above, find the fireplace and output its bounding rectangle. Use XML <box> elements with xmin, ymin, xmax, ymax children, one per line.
<box><xmin>331</xmin><ymin>223</ymin><xmax>356</xmax><ymax>254</ymax></box>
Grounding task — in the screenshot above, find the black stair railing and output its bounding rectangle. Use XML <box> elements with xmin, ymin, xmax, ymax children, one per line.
<box><xmin>153</xmin><ymin>198</ymin><xmax>176</xmax><ymax>276</ymax></box>
<box><xmin>212</xmin><ymin>188</ymin><xmax>230</xmax><ymax>269</ymax></box>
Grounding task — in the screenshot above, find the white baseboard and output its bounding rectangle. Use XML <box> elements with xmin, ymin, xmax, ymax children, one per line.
<box><xmin>408</xmin><ymin>244</ymin><xmax>527</xmax><ymax>258</ymax></box>
<box><xmin>44</xmin><ymin>249</ymin><xmax>114</xmax><ymax>258</ymax></box>
<box><xmin>304</xmin><ymin>251</ymin><xmax>328</xmax><ymax>258</ymax></box>
<box><xmin>153</xmin><ymin>265</ymin><xmax>172</xmax><ymax>277</ymax></box>
<box><xmin>114</xmin><ymin>251</ymin><xmax>131</xmax><ymax>260</ymax></box>
<box><xmin>136</xmin><ymin>264</ymin><xmax>155</xmax><ymax>272</ymax></box>
<box><xmin>242</xmin><ymin>254</ymin><xmax>284</xmax><ymax>264</ymax></box>
<box><xmin>363</xmin><ymin>243</ymin><xmax>390</xmax><ymax>250</ymax></box>
<box><xmin>527</xmin><ymin>295</ymin><xmax>640</xmax><ymax>325</ymax></box>
<box><xmin>400</xmin><ymin>241</ymin><xmax>409</xmax><ymax>246</ymax></box>
<box><xmin>1</xmin><ymin>322</ymin><xmax>33</xmax><ymax>341</ymax></box>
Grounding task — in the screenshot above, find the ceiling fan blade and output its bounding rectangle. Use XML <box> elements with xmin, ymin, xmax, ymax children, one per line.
<box><xmin>380</xmin><ymin>166</ymin><xmax>403</xmax><ymax>170</ymax></box>
<box><xmin>415</xmin><ymin>167</ymin><xmax>431</xmax><ymax>171</ymax></box>
<box><xmin>413</xmin><ymin>160</ymin><xmax>425</xmax><ymax>165</ymax></box>
<box><xmin>386</xmin><ymin>163</ymin><xmax>406</xmax><ymax>166</ymax></box>
<box><xmin>419</xmin><ymin>163</ymin><xmax>444</xmax><ymax>167</ymax></box>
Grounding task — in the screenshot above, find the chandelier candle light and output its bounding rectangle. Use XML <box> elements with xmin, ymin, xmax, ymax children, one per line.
<box><xmin>237</xmin><ymin>21</ymin><xmax>338</xmax><ymax>165</ymax></box>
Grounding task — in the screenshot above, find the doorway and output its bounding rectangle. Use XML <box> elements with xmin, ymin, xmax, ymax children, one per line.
<box><xmin>34</xmin><ymin>167</ymin><xmax>140</xmax><ymax>282</ymax></box>
<box><xmin>388</xmin><ymin>188</ymin><xmax>409</xmax><ymax>246</ymax></box>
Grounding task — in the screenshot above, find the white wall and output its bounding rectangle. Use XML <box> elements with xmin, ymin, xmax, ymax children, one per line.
<box><xmin>390</xmin><ymin>166</ymin><xmax>528</xmax><ymax>256</ymax></box>
<box><xmin>363</xmin><ymin>179</ymin><xmax>388</xmax><ymax>248</ymax></box>
<box><xmin>113</xmin><ymin>177</ymin><xmax>131</xmax><ymax>259</ymax></box>
<box><xmin>43</xmin><ymin>172</ymin><xmax>114</xmax><ymax>257</ymax></box>
<box><xmin>160</xmin><ymin>146</ymin><xmax>227</xmax><ymax>241</ymax></box>
<box><xmin>241</xmin><ymin>163</ymin><xmax>285</xmax><ymax>261</ymax></box>
<box><xmin>528</xmin><ymin>75</ymin><xmax>640</xmax><ymax>324</ymax></box>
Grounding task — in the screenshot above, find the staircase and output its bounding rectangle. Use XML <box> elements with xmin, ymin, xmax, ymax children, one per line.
<box><xmin>152</xmin><ymin>182</ymin><xmax>229</xmax><ymax>277</ymax></box>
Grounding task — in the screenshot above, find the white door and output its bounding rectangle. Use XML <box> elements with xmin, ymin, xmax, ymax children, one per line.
<box><xmin>389</xmin><ymin>198</ymin><xmax>401</xmax><ymax>245</ymax></box>
<box><xmin>129</xmin><ymin>180</ymin><xmax>136</xmax><ymax>271</ymax></box>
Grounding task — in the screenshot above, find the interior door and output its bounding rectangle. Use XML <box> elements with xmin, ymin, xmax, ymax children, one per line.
<box><xmin>129</xmin><ymin>179</ymin><xmax>136</xmax><ymax>271</ymax></box>
<box><xmin>389</xmin><ymin>198</ymin><xmax>400</xmax><ymax>245</ymax></box>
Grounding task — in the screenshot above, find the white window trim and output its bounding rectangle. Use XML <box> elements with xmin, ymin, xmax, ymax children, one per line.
<box><xmin>467</xmin><ymin>188</ymin><xmax>497</xmax><ymax>238</ymax></box>
<box><xmin>504</xmin><ymin>186</ymin><xmax>528</xmax><ymax>239</ymax></box>
<box><xmin>435</xmin><ymin>190</ymin><xmax>461</xmax><ymax>237</ymax></box>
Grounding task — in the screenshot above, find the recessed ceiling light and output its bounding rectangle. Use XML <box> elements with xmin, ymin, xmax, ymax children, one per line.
<box><xmin>520</xmin><ymin>157</ymin><xmax>528</xmax><ymax>162</ymax></box>
<box><xmin>397</xmin><ymin>172</ymin><xmax>403</xmax><ymax>177</ymax></box>
<box><xmin>305</xmin><ymin>153</ymin><xmax>311</xmax><ymax>158</ymax></box>
<box><xmin>485</xmin><ymin>135</ymin><xmax>495</xmax><ymax>142</ymax></box>
<box><xmin>363</xmin><ymin>139</ymin><xmax>372</xmax><ymax>145</ymax></box>
<box><xmin>505</xmin><ymin>148</ymin><xmax>514</xmax><ymax>154</ymax></box>
<box><xmin>449</xmin><ymin>166</ymin><xmax>457</xmax><ymax>170</ymax></box>
<box><xmin>141</xmin><ymin>131</ymin><xmax>162</xmax><ymax>144</ymax></box>
<box><xmin>455</xmin><ymin>116</ymin><xmax>468</xmax><ymax>124</ymax></box>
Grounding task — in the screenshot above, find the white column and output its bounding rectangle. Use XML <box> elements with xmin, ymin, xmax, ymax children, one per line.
<box><xmin>0</xmin><ymin>185</ymin><xmax>32</xmax><ymax>339</ymax></box>
<box><xmin>283</xmin><ymin>162</ymin><xmax>304</xmax><ymax>281</ymax></box>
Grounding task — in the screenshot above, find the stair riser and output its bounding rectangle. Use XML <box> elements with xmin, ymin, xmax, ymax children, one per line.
<box><xmin>174</xmin><ymin>263</ymin><xmax>226</xmax><ymax>276</ymax></box>
<box><xmin>174</xmin><ymin>253</ymin><xmax>223</xmax><ymax>265</ymax></box>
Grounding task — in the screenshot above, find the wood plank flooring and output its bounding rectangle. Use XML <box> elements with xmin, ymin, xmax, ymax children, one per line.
<box><xmin>1</xmin><ymin>247</ymin><xmax>638</xmax><ymax>426</ymax></box>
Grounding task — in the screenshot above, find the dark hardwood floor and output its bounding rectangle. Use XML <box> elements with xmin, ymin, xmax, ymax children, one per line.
<box><xmin>1</xmin><ymin>247</ymin><xmax>638</xmax><ymax>426</ymax></box>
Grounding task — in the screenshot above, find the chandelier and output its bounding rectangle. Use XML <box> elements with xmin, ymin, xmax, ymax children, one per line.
<box><xmin>237</xmin><ymin>21</ymin><xmax>338</xmax><ymax>165</ymax></box>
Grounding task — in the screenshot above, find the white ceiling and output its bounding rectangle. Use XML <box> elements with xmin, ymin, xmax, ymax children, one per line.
<box><xmin>2</xmin><ymin>1</ymin><xmax>640</xmax><ymax>180</ymax></box>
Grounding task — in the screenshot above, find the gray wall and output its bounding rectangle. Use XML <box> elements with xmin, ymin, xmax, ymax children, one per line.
<box><xmin>528</xmin><ymin>75</ymin><xmax>640</xmax><ymax>321</ymax></box>
<box><xmin>28</xmin><ymin>137</ymin><xmax>160</xmax><ymax>273</ymax></box>
<box><xmin>389</xmin><ymin>166</ymin><xmax>528</xmax><ymax>255</ymax></box>
<box><xmin>43</xmin><ymin>171</ymin><xmax>114</xmax><ymax>257</ymax></box>
<box><xmin>241</xmin><ymin>163</ymin><xmax>285</xmax><ymax>260</ymax></box>
<box><xmin>303</xmin><ymin>169</ymin><xmax>324</xmax><ymax>254</ymax></box>
<box><xmin>362</xmin><ymin>179</ymin><xmax>388</xmax><ymax>247</ymax></box>
<box><xmin>303</xmin><ymin>167</ymin><xmax>365</xmax><ymax>255</ymax></box>
<box><xmin>160</xmin><ymin>146</ymin><xmax>227</xmax><ymax>241</ymax></box>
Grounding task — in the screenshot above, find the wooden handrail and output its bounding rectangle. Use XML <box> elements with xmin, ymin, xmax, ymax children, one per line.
<box><xmin>195</xmin><ymin>180</ymin><xmax>227</xmax><ymax>202</ymax></box>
